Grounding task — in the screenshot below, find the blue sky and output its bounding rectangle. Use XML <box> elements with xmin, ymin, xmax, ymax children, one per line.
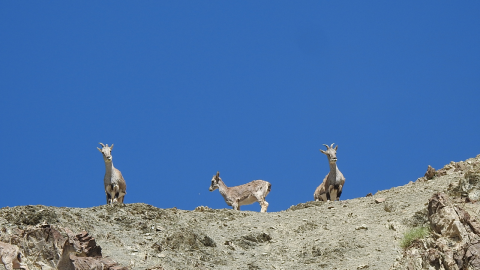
<box><xmin>1</xmin><ymin>2</ymin><xmax>479</xmax><ymax>212</ymax></box>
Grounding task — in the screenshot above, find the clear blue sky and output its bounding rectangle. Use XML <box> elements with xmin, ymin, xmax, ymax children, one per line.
<box><xmin>1</xmin><ymin>2</ymin><xmax>479</xmax><ymax>212</ymax></box>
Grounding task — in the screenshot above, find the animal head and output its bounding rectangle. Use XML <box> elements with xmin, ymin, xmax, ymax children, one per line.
<box><xmin>320</xmin><ymin>143</ymin><xmax>338</xmax><ymax>164</ymax></box>
<box><xmin>209</xmin><ymin>171</ymin><xmax>221</xmax><ymax>191</ymax></box>
<box><xmin>97</xmin><ymin>142</ymin><xmax>114</xmax><ymax>161</ymax></box>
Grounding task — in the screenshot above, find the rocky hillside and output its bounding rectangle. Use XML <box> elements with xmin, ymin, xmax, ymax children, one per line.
<box><xmin>2</xmin><ymin>155</ymin><xmax>480</xmax><ymax>270</ymax></box>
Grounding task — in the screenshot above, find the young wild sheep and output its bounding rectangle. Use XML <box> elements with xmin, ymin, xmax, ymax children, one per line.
<box><xmin>97</xmin><ymin>143</ymin><xmax>127</xmax><ymax>205</ymax></box>
<box><xmin>0</xmin><ymin>242</ymin><xmax>29</xmax><ymax>270</ymax></box>
<box><xmin>209</xmin><ymin>171</ymin><xmax>271</xmax><ymax>212</ymax></box>
<box><xmin>314</xmin><ymin>143</ymin><xmax>345</xmax><ymax>202</ymax></box>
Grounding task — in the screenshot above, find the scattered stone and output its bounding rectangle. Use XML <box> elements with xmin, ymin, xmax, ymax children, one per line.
<box><xmin>375</xmin><ymin>198</ymin><xmax>386</xmax><ymax>203</ymax></box>
<box><xmin>355</xmin><ymin>225</ymin><xmax>368</xmax><ymax>230</ymax></box>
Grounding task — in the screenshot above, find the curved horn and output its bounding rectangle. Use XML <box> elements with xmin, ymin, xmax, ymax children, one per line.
<box><xmin>323</xmin><ymin>144</ymin><xmax>329</xmax><ymax>149</ymax></box>
<box><xmin>330</xmin><ymin>143</ymin><xmax>335</xmax><ymax>148</ymax></box>
<box><xmin>110</xmin><ymin>144</ymin><xmax>114</xmax><ymax>150</ymax></box>
<box><xmin>216</xmin><ymin>171</ymin><xmax>220</xmax><ymax>177</ymax></box>
<box><xmin>99</xmin><ymin>142</ymin><xmax>105</xmax><ymax>147</ymax></box>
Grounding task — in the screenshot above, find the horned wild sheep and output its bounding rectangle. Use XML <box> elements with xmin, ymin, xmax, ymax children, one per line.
<box><xmin>314</xmin><ymin>143</ymin><xmax>345</xmax><ymax>202</ymax></box>
<box><xmin>0</xmin><ymin>242</ymin><xmax>29</xmax><ymax>270</ymax></box>
<box><xmin>97</xmin><ymin>142</ymin><xmax>127</xmax><ymax>205</ymax></box>
<box><xmin>209</xmin><ymin>171</ymin><xmax>271</xmax><ymax>212</ymax></box>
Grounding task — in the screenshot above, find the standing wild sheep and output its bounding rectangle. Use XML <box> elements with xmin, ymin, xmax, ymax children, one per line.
<box><xmin>314</xmin><ymin>143</ymin><xmax>345</xmax><ymax>202</ymax></box>
<box><xmin>209</xmin><ymin>171</ymin><xmax>271</xmax><ymax>212</ymax></box>
<box><xmin>0</xmin><ymin>242</ymin><xmax>29</xmax><ymax>270</ymax></box>
<box><xmin>97</xmin><ymin>143</ymin><xmax>127</xmax><ymax>205</ymax></box>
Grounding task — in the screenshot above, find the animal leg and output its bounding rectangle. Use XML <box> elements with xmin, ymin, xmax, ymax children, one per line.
<box><xmin>260</xmin><ymin>200</ymin><xmax>269</xmax><ymax>213</ymax></box>
<box><xmin>117</xmin><ymin>190</ymin><xmax>126</xmax><ymax>204</ymax></box>
<box><xmin>111</xmin><ymin>185</ymin><xmax>120</xmax><ymax>203</ymax></box>
<box><xmin>105</xmin><ymin>185</ymin><xmax>113</xmax><ymax>204</ymax></box>
<box><xmin>337</xmin><ymin>185</ymin><xmax>343</xmax><ymax>200</ymax></box>
<box><xmin>232</xmin><ymin>201</ymin><xmax>240</xmax><ymax>211</ymax></box>
<box><xmin>118</xmin><ymin>193</ymin><xmax>125</xmax><ymax>204</ymax></box>
<box><xmin>320</xmin><ymin>193</ymin><xmax>327</xmax><ymax>201</ymax></box>
<box><xmin>329</xmin><ymin>187</ymin><xmax>338</xmax><ymax>202</ymax></box>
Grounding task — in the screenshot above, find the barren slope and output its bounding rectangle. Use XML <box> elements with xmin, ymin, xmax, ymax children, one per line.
<box><xmin>1</xmin><ymin>156</ymin><xmax>479</xmax><ymax>270</ymax></box>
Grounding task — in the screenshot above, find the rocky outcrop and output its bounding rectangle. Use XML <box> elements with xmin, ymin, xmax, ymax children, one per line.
<box><xmin>424</xmin><ymin>165</ymin><xmax>436</xmax><ymax>180</ymax></box>
<box><xmin>0</xmin><ymin>223</ymin><xmax>126</xmax><ymax>270</ymax></box>
<box><xmin>393</xmin><ymin>193</ymin><xmax>480</xmax><ymax>270</ymax></box>
<box><xmin>0</xmin><ymin>241</ymin><xmax>29</xmax><ymax>270</ymax></box>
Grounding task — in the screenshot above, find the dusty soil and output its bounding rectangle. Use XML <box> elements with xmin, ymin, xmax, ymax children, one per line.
<box><xmin>2</xmin><ymin>155</ymin><xmax>480</xmax><ymax>270</ymax></box>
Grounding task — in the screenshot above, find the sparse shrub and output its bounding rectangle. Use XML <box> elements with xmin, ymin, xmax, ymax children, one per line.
<box><xmin>400</xmin><ymin>226</ymin><xmax>430</xmax><ymax>249</ymax></box>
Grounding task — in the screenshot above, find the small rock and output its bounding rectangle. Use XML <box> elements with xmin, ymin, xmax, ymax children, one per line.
<box><xmin>366</xmin><ymin>193</ymin><xmax>373</xmax><ymax>197</ymax></box>
<box><xmin>355</xmin><ymin>224</ymin><xmax>368</xmax><ymax>230</ymax></box>
<box><xmin>357</xmin><ymin>264</ymin><xmax>369</xmax><ymax>269</ymax></box>
<box><xmin>328</xmin><ymin>206</ymin><xmax>335</xmax><ymax>209</ymax></box>
<box><xmin>157</xmin><ymin>253</ymin><xmax>166</xmax><ymax>258</ymax></box>
<box><xmin>375</xmin><ymin>198</ymin><xmax>386</xmax><ymax>203</ymax></box>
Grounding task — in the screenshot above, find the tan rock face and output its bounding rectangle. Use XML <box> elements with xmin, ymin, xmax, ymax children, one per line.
<box><xmin>394</xmin><ymin>193</ymin><xmax>480</xmax><ymax>270</ymax></box>
<box><xmin>424</xmin><ymin>165</ymin><xmax>436</xmax><ymax>180</ymax></box>
<box><xmin>0</xmin><ymin>241</ymin><xmax>29</xmax><ymax>270</ymax></box>
<box><xmin>0</xmin><ymin>224</ymin><xmax>126</xmax><ymax>270</ymax></box>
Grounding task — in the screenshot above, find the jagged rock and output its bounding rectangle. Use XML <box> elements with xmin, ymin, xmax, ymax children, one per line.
<box><xmin>0</xmin><ymin>241</ymin><xmax>29</xmax><ymax>270</ymax></box>
<box><xmin>393</xmin><ymin>193</ymin><xmax>480</xmax><ymax>270</ymax></box>
<box><xmin>449</xmin><ymin>168</ymin><xmax>480</xmax><ymax>201</ymax></box>
<box><xmin>424</xmin><ymin>165</ymin><xmax>436</xmax><ymax>180</ymax></box>
<box><xmin>0</xmin><ymin>224</ymin><xmax>126</xmax><ymax>270</ymax></box>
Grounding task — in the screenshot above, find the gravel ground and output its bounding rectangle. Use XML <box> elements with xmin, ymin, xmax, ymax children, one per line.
<box><xmin>1</xmin><ymin>156</ymin><xmax>478</xmax><ymax>270</ymax></box>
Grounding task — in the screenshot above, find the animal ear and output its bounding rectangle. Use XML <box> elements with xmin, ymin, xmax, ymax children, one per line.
<box><xmin>320</xmin><ymin>149</ymin><xmax>326</xmax><ymax>154</ymax></box>
<box><xmin>110</xmin><ymin>144</ymin><xmax>114</xmax><ymax>150</ymax></box>
<box><xmin>97</xmin><ymin>147</ymin><xmax>102</xmax><ymax>153</ymax></box>
<box><xmin>334</xmin><ymin>145</ymin><xmax>338</xmax><ymax>151</ymax></box>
